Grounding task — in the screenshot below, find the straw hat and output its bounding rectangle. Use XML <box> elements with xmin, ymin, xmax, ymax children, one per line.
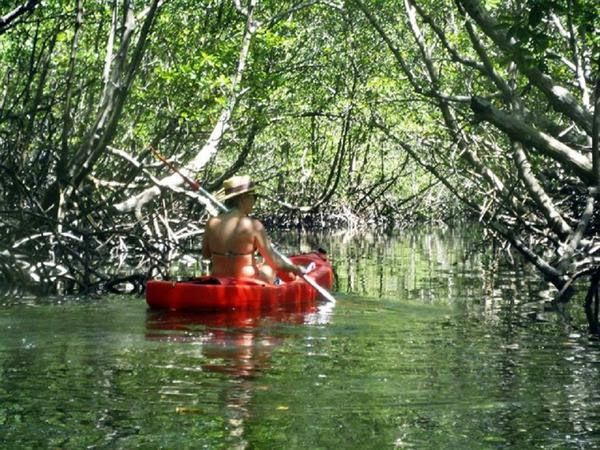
<box><xmin>218</xmin><ymin>175</ymin><xmax>257</xmax><ymax>201</ymax></box>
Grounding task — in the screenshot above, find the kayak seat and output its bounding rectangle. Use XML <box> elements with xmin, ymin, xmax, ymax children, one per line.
<box><xmin>188</xmin><ymin>277</ymin><xmax>221</xmax><ymax>285</ymax></box>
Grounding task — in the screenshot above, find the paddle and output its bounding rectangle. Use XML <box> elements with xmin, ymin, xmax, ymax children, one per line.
<box><xmin>151</xmin><ymin>148</ymin><xmax>335</xmax><ymax>302</ymax></box>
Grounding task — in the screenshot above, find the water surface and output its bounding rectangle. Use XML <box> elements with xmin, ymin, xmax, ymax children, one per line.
<box><xmin>1</xmin><ymin>227</ymin><xmax>599</xmax><ymax>448</ymax></box>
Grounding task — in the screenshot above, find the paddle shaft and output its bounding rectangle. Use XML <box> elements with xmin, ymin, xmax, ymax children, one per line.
<box><xmin>152</xmin><ymin>149</ymin><xmax>335</xmax><ymax>302</ymax></box>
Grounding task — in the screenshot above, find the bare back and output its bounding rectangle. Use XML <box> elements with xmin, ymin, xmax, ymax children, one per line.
<box><xmin>202</xmin><ymin>201</ymin><xmax>299</xmax><ymax>282</ymax></box>
<box><xmin>203</xmin><ymin>208</ymin><xmax>280</xmax><ymax>279</ymax></box>
<box><xmin>207</xmin><ymin>213</ymin><xmax>256</xmax><ymax>253</ymax></box>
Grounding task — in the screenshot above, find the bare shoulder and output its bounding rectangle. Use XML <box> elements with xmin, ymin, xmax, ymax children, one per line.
<box><xmin>206</xmin><ymin>216</ymin><xmax>220</xmax><ymax>230</ymax></box>
<box><xmin>250</xmin><ymin>217</ymin><xmax>266</xmax><ymax>233</ymax></box>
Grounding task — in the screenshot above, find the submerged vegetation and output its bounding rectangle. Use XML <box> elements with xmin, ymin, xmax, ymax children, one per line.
<box><xmin>0</xmin><ymin>0</ymin><xmax>599</xmax><ymax>330</ymax></box>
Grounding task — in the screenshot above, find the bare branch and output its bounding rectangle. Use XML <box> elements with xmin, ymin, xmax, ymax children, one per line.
<box><xmin>458</xmin><ymin>0</ymin><xmax>593</xmax><ymax>135</ymax></box>
<box><xmin>114</xmin><ymin>0</ymin><xmax>259</xmax><ymax>213</ymax></box>
<box><xmin>512</xmin><ymin>141</ymin><xmax>572</xmax><ymax>238</ymax></box>
<box><xmin>471</xmin><ymin>96</ymin><xmax>593</xmax><ymax>183</ymax></box>
<box><xmin>0</xmin><ymin>0</ymin><xmax>40</xmax><ymax>35</ymax></box>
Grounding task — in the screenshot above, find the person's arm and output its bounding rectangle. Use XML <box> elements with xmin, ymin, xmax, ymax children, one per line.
<box><xmin>253</xmin><ymin>219</ymin><xmax>304</xmax><ymax>276</ymax></box>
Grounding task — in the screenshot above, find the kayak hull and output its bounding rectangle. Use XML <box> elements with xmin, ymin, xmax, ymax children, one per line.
<box><xmin>145</xmin><ymin>252</ymin><xmax>334</xmax><ymax>311</ymax></box>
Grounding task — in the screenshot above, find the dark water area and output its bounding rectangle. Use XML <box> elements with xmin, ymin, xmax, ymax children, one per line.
<box><xmin>1</xmin><ymin>227</ymin><xmax>600</xmax><ymax>448</ymax></box>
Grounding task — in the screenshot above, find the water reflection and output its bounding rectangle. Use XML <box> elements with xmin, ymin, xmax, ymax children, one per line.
<box><xmin>4</xmin><ymin>228</ymin><xmax>600</xmax><ymax>448</ymax></box>
<box><xmin>144</xmin><ymin>299</ymin><xmax>335</xmax><ymax>449</ymax></box>
<box><xmin>145</xmin><ymin>301</ymin><xmax>322</xmax><ymax>377</ymax></box>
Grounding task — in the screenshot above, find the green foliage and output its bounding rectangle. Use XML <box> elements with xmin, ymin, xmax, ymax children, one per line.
<box><xmin>500</xmin><ymin>0</ymin><xmax>599</xmax><ymax>72</ymax></box>
<box><xmin>1</xmin><ymin>0</ymin><xmax>596</xmax><ymax>294</ymax></box>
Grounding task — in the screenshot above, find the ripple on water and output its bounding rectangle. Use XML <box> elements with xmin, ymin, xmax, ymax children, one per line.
<box><xmin>2</xmin><ymin>231</ymin><xmax>600</xmax><ymax>448</ymax></box>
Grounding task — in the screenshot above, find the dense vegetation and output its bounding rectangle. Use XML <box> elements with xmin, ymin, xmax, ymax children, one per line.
<box><xmin>0</xmin><ymin>0</ymin><xmax>598</xmax><ymax>330</ymax></box>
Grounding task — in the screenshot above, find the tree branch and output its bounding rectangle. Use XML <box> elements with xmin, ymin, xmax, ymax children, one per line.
<box><xmin>511</xmin><ymin>141</ymin><xmax>572</xmax><ymax>238</ymax></box>
<box><xmin>0</xmin><ymin>0</ymin><xmax>40</xmax><ymax>35</ymax></box>
<box><xmin>458</xmin><ymin>0</ymin><xmax>593</xmax><ymax>136</ymax></box>
<box><xmin>471</xmin><ymin>96</ymin><xmax>593</xmax><ymax>183</ymax></box>
<box><xmin>114</xmin><ymin>0</ymin><xmax>258</xmax><ymax>213</ymax></box>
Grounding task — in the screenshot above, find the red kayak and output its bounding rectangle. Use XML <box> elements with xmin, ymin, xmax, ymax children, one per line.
<box><xmin>145</xmin><ymin>251</ymin><xmax>334</xmax><ymax>311</ymax></box>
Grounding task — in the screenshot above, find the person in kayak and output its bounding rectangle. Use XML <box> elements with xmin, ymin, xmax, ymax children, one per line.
<box><xmin>202</xmin><ymin>175</ymin><xmax>305</xmax><ymax>283</ymax></box>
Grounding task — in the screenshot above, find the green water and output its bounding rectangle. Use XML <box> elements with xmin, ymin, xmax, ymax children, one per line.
<box><xmin>1</xmin><ymin>228</ymin><xmax>600</xmax><ymax>448</ymax></box>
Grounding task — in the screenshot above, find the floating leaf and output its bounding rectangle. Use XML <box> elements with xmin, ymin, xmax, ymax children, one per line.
<box><xmin>176</xmin><ymin>406</ymin><xmax>203</xmax><ymax>414</ymax></box>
